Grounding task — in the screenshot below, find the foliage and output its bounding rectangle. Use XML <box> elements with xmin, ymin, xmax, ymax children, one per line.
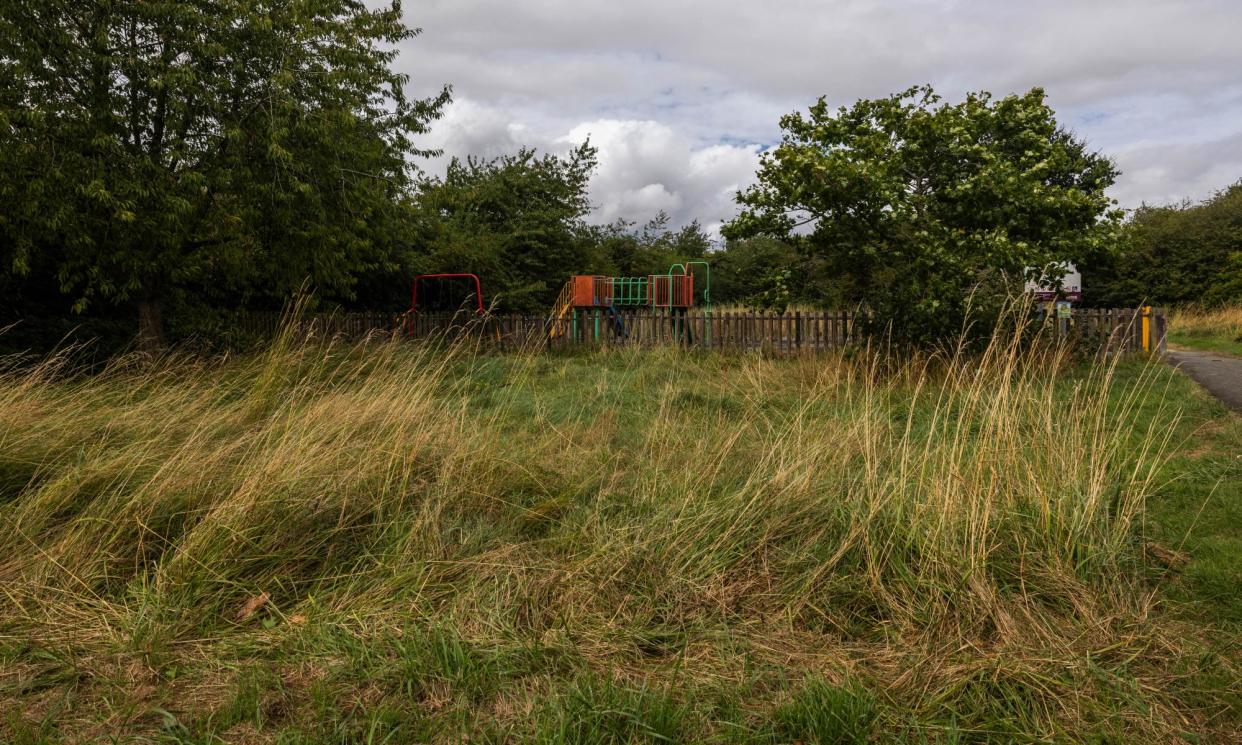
<box><xmin>0</xmin><ymin>0</ymin><xmax>448</xmax><ymax>344</ymax></box>
<box><xmin>725</xmin><ymin>86</ymin><xmax>1121</xmax><ymax>344</ymax></box>
<box><xmin>409</xmin><ymin>145</ymin><xmax>600</xmax><ymax>313</ymax></box>
<box><xmin>706</xmin><ymin>236</ymin><xmax>801</xmax><ymax>308</ymax></box>
<box><xmin>1089</xmin><ymin>182</ymin><xmax>1242</xmax><ymax>308</ymax></box>
<box><xmin>588</xmin><ymin>210</ymin><xmax>714</xmax><ymax>278</ymax></box>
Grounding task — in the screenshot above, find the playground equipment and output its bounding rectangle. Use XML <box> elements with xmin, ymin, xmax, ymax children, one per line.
<box><xmin>408</xmin><ymin>273</ymin><xmax>503</xmax><ymax>341</ymax></box>
<box><xmin>548</xmin><ymin>262</ymin><xmax>711</xmax><ymax>342</ymax></box>
<box><xmin>411</xmin><ymin>273</ymin><xmax>485</xmax><ymax>315</ymax></box>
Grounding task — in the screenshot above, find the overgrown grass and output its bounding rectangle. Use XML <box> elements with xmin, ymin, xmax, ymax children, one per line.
<box><xmin>1169</xmin><ymin>304</ymin><xmax>1242</xmax><ymax>355</ymax></box>
<box><xmin>1</xmin><ymin>325</ymin><xmax>1239</xmax><ymax>742</ymax></box>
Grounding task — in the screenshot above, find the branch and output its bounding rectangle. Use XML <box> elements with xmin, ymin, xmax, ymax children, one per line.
<box><xmin>337</xmin><ymin>167</ymin><xmax>397</xmax><ymax>185</ymax></box>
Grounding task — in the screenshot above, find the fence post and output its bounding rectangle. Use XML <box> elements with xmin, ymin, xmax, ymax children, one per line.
<box><xmin>1156</xmin><ymin>307</ymin><xmax>1167</xmax><ymax>355</ymax></box>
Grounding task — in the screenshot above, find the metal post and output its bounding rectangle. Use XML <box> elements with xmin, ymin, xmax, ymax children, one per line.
<box><xmin>1141</xmin><ymin>305</ymin><xmax>1152</xmax><ymax>353</ymax></box>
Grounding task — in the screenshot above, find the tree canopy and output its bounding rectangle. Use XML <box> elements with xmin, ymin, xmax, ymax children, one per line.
<box><xmin>588</xmin><ymin>211</ymin><xmax>713</xmax><ymax>279</ymax></box>
<box><xmin>724</xmin><ymin>86</ymin><xmax>1121</xmax><ymax>343</ymax></box>
<box><xmin>0</xmin><ymin>0</ymin><xmax>448</xmax><ymax>346</ymax></box>
<box><xmin>1088</xmin><ymin>182</ymin><xmax>1242</xmax><ymax>308</ymax></box>
<box><xmin>409</xmin><ymin>145</ymin><xmax>599</xmax><ymax>313</ymax></box>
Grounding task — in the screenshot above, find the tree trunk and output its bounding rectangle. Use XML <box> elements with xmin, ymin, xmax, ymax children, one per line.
<box><xmin>137</xmin><ymin>298</ymin><xmax>166</xmax><ymax>353</ymax></box>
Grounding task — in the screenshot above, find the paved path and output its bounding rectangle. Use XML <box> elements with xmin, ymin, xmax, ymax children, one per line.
<box><xmin>1167</xmin><ymin>349</ymin><xmax>1242</xmax><ymax>414</ymax></box>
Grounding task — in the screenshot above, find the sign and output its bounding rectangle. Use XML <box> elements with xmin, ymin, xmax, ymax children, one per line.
<box><xmin>1055</xmin><ymin>301</ymin><xmax>1072</xmax><ymax>319</ymax></box>
<box><xmin>1025</xmin><ymin>262</ymin><xmax>1083</xmax><ymax>302</ymax></box>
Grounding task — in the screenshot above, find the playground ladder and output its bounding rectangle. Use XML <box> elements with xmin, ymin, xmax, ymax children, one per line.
<box><xmin>549</xmin><ymin>280</ymin><xmax>575</xmax><ymax>338</ymax></box>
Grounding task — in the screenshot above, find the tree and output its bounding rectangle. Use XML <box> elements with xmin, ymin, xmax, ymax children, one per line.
<box><xmin>724</xmin><ymin>86</ymin><xmax>1121</xmax><ymax>344</ymax></box>
<box><xmin>707</xmin><ymin>236</ymin><xmax>800</xmax><ymax>308</ymax></box>
<box><xmin>409</xmin><ymin>145</ymin><xmax>599</xmax><ymax>313</ymax></box>
<box><xmin>590</xmin><ymin>211</ymin><xmax>713</xmax><ymax>278</ymax></box>
<box><xmin>0</xmin><ymin>0</ymin><xmax>448</xmax><ymax>348</ymax></box>
<box><xmin>1088</xmin><ymin>182</ymin><xmax>1242</xmax><ymax>308</ymax></box>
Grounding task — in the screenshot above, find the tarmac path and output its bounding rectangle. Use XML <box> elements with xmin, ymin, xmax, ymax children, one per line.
<box><xmin>1166</xmin><ymin>349</ymin><xmax>1242</xmax><ymax>414</ymax></box>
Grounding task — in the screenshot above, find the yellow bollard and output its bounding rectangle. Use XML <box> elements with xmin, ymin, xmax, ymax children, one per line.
<box><xmin>1141</xmin><ymin>306</ymin><xmax>1152</xmax><ymax>352</ymax></box>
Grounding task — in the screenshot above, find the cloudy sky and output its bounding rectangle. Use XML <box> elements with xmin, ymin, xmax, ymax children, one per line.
<box><xmin>385</xmin><ymin>0</ymin><xmax>1242</xmax><ymax>235</ymax></box>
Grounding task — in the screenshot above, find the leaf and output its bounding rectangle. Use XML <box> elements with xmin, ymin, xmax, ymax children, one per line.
<box><xmin>235</xmin><ymin>591</ymin><xmax>270</xmax><ymax>622</ymax></box>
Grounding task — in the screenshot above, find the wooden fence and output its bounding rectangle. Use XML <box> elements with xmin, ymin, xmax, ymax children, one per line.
<box><xmin>1072</xmin><ymin>307</ymin><xmax>1168</xmax><ymax>355</ymax></box>
<box><xmin>232</xmin><ymin>306</ymin><xmax>1167</xmax><ymax>355</ymax></box>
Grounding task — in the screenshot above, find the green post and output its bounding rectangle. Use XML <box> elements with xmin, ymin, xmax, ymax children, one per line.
<box><xmin>685</xmin><ymin>260</ymin><xmax>711</xmax><ymax>345</ymax></box>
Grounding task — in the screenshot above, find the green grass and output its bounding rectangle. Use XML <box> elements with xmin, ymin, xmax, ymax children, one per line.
<box><xmin>0</xmin><ymin>329</ymin><xmax>1239</xmax><ymax>743</ymax></box>
<box><xmin>1169</xmin><ymin>332</ymin><xmax>1242</xmax><ymax>356</ymax></box>
<box><xmin>1130</xmin><ymin>370</ymin><xmax>1242</xmax><ymax>629</ymax></box>
<box><xmin>1169</xmin><ymin>304</ymin><xmax>1242</xmax><ymax>356</ymax></box>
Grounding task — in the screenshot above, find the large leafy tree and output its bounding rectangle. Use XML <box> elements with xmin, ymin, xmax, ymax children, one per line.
<box><xmin>0</xmin><ymin>0</ymin><xmax>447</xmax><ymax>347</ymax></box>
<box><xmin>1089</xmin><ymin>182</ymin><xmax>1242</xmax><ymax>308</ymax></box>
<box><xmin>725</xmin><ymin>86</ymin><xmax>1121</xmax><ymax>343</ymax></box>
<box><xmin>410</xmin><ymin>145</ymin><xmax>601</xmax><ymax>313</ymax></box>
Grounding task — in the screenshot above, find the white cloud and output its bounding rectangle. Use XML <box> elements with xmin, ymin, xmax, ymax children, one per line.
<box><xmin>389</xmin><ymin>0</ymin><xmax>1242</xmax><ymax>222</ymax></box>
<box><xmin>420</xmin><ymin>101</ymin><xmax>762</xmax><ymax>235</ymax></box>
<box><xmin>1112</xmin><ymin>131</ymin><xmax>1242</xmax><ymax>207</ymax></box>
<box><xmin>563</xmin><ymin>119</ymin><xmax>760</xmax><ymax>229</ymax></box>
<box><xmin>418</xmin><ymin>98</ymin><xmax>555</xmax><ymax>163</ymax></box>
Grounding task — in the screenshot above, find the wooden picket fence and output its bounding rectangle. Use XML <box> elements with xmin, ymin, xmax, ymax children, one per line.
<box><xmin>230</xmin><ymin>306</ymin><xmax>1167</xmax><ymax>355</ymax></box>
<box><xmin>540</xmin><ymin>310</ymin><xmax>860</xmax><ymax>353</ymax></box>
<box><xmin>1071</xmin><ymin>307</ymin><xmax>1167</xmax><ymax>355</ymax></box>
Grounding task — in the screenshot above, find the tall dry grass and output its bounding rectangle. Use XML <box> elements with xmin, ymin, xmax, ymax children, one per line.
<box><xmin>1170</xmin><ymin>303</ymin><xmax>1242</xmax><ymax>343</ymax></box>
<box><xmin>0</xmin><ymin>319</ymin><xmax>1220</xmax><ymax>741</ymax></box>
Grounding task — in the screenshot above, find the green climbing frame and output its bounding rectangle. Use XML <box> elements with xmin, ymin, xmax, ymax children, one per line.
<box><xmin>612</xmin><ymin>276</ymin><xmax>649</xmax><ymax>306</ymax></box>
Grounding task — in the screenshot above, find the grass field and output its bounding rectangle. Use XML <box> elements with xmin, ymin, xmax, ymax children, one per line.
<box><xmin>1169</xmin><ymin>305</ymin><xmax>1242</xmax><ymax>356</ymax></box>
<box><xmin>1</xmin><ymin>328</ymin><xmax>1240</xmax><ymax>743</ymax></box>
